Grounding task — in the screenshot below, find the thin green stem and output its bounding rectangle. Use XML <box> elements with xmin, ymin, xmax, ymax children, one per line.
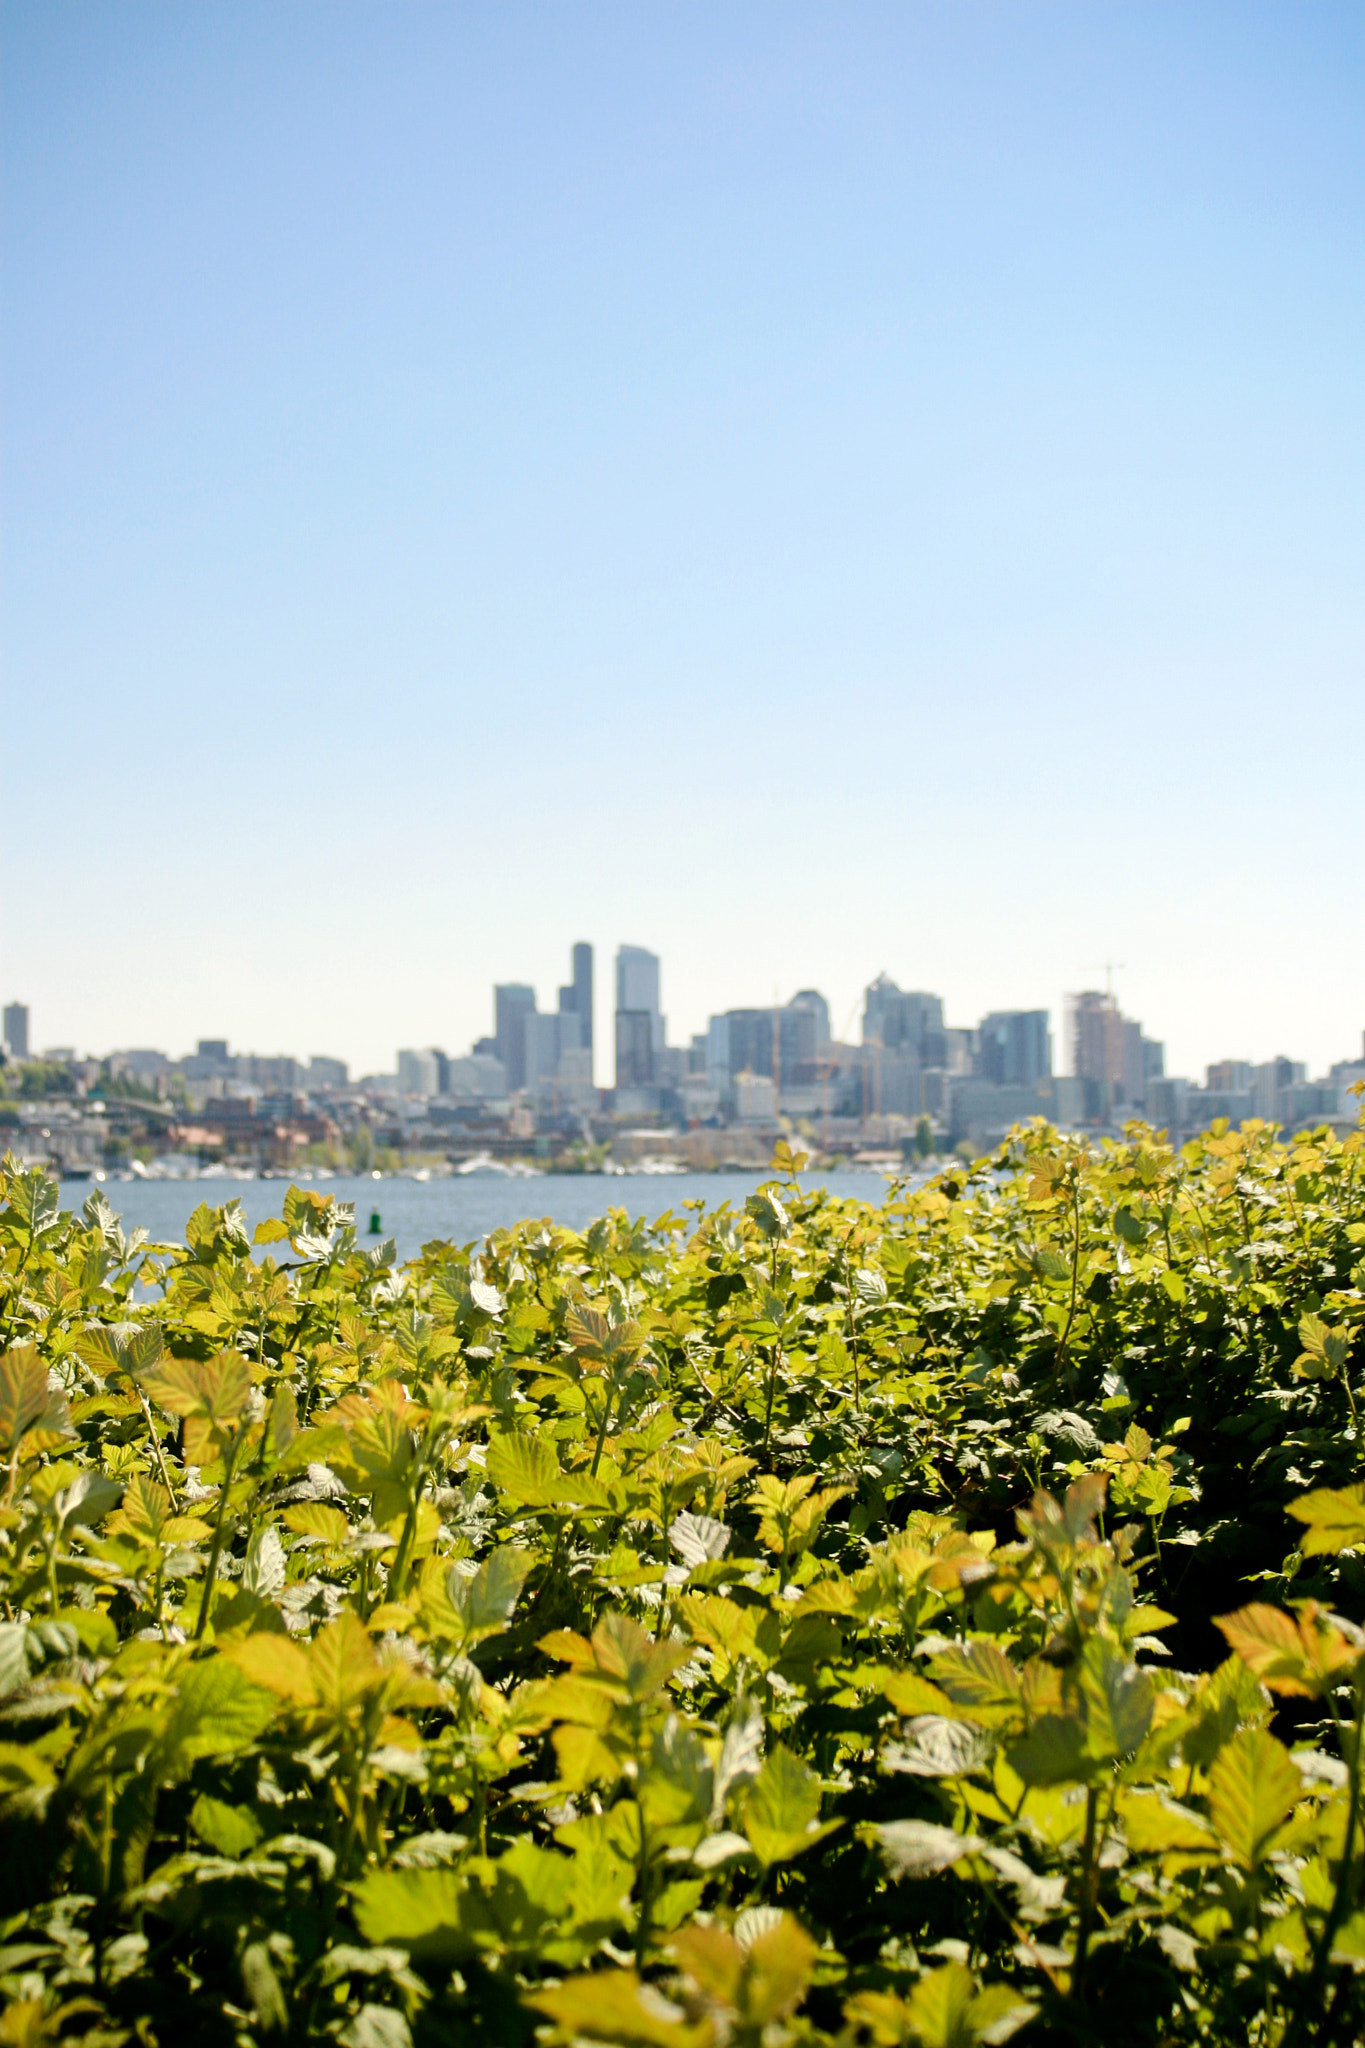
<box><xmin>590</xmin><ymin>1379</ymin><xmax>616</xmax><ymax>1477</ymax></box>
<box><xmin>194</xmin><ymin>1427</ymin><xmax>243</xmax><ymax>1642</ymax></box>
<box><xmin>135</xmin><ymin>1388</ymin><xmax>177</xmax><ymax>1505</ymax></box>
<box><xmin>1056</xmin><ymin>1177</ymin><xmax>1084</xmax><ymax>1368</ymax></box>
<box><xmin>1071</xmin><ymin>1782</ymin><xmax>1101</xmax><ymax>2003</ymax></box>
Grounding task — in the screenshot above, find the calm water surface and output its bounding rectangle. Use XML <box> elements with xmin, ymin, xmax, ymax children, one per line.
<box><xmin>65</xmin><ymin>1169</ymin><xmax>901</xmax><ymax>1263</ymax></box>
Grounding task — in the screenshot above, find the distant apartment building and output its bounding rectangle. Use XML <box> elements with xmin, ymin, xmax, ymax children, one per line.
<box><xmin>734</xmin><ymin>1072</ymin><xmax>778</xmax><ymax>1123</ymax></box>
<box><xmin>240</xmin><ymin>1055</ymin><xmax>300</xmax><ymax>1090</ymax></box>
<box><xmin>3</xmin><ymin>1003</ymin><xmax>29</xmax><ymax>1059</ymax></box>
<box><xmin>1145</xmin><ymin>1076</ymin><xmax>1190</xmax><ymax>1136</ymax></box>
<box><xmin>1134</xmin><ymin>1044</ymin><xmax>1359</xmax><ymax>1145</ymax></box>
<box><xmin>397</xmin><ymin>1048</ymin><xmax>442</xmax><ymax>1098</ymax></box>
<box><xmin>179</xmin><ymin>1038</ymin><xmax>236</xmax><ymax>1082</ymax></box>
<box><xmin>110</xmin><ymin>1049</ymin><xmax>171</xmax><ymax>1083</ymax></box>
<box><xmin>307</xmin><ymin>1056</ymin><xmax>349</xmax><ymax>1089</ymax></box>
<box><xmin>442</xmin><ymin>1054</ymin><xmax>507</xmax><ymax>1100</ymax></box>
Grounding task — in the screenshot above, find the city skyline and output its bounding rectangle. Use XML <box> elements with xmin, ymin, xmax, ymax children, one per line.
<box><xmin>5</xmin><ymin>942</ymin><xmax>1359</xmax><ymax>1186</ymax></box>
<box><xmin>3</xmin><ymin>5</ymin><xmax>1361</xmax><ymax>1095</ymax></box>
<box><xmin>5</xmin><ymin>943</ymin><xmax>1359</xmax><ymax>1099</ymax></box>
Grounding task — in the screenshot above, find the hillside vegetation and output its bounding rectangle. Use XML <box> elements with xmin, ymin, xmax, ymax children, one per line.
<box><xmin>0</xmin><ymin>1107</ymin><xmax>1363</xmax><ymax>2047</ymax></box>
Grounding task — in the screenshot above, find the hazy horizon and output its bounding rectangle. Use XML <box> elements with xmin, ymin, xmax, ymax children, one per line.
<box><xmin>4</xmin><ymin>3</ymin><xmax>1361</xmax><ymax>1081</ymax></box>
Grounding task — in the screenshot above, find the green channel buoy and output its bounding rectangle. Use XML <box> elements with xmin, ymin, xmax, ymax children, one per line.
<box><xmin>368</xmin><ymin>1210</ymin><xmax>382</xmax><ymax>1235</ymax></box>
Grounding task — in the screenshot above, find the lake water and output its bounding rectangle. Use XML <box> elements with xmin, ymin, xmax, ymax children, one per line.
<box><xmin>64</xmin><ymin>1168</ymin><xmax>902</xmax><ymax>1263</ymax></box>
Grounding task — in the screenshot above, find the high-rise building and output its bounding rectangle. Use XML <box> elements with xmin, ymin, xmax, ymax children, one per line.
<box><xmin>557</xmin><ymin>942</ymin><xmax>594</xmax><ymax>1066</ymax></box>
<box><xmin>788</xmin><ymin>989</ymin><xmax>831</xmax><ymax>1048</ymax></box>
<box><xmin>857</xmin><ymin>978</ymin><xmax>948</xmax><ymax>1115</ymax></box>
<box><xmin>494</xmin><ymin>984</ymin><xmax>537</xmax><ymax>1092</ymax></box>
<box><xmin>616</xmin><ymin>946</ymin><xmax>660</xmax><ymax>1018</ymax></box>
<box><xmin>861</xmin><ymin>979</ymin><xmax>947</xmax><ymax>1066</ymax></box>
<box><xmin>614</xmin><ymin>946</ymin><xmax>665</xmax><ymax>1090</ymax></box>
<box><xmin>1070</xmin><ymin>992</ymin><xmax>1125</xmax><ymax>1095</ymax></box>
<box><xmin>1252</xmin><ymin>1057</ymin><xmax>1307</xmax><ymax>1123</ymax></box>
<box><xmin>705</xmin><ymin>1001</ymin><xmax>824</xmax><ymax>1096</ymax></box>
<box><xmin>1068</xmin><ymin>990</ymin><xmax>1161</xmax><ymax>1115</ymax></box>
<box><xmin>3</xmin><ymin>1003</ymin><xmax>30</xmax><ymax>1059</ymax></box>
<box><xmin>977</xmin><ymin>1011</ymin><xmax>1052</xmax><ymax>1087</ymax></box>
<box><xmin>556</xmin><ymin>937</ymin><xmax>593</xmax><ymax>1081</ymax></box>
<box><xmin>524</xmin><ymin>1013</ymin><xmax>567</xmax><ymax>1093</ymax></box>
<box><xmin>615</xmin><ymin>1010</ymin><xmax>655</xmax><ymax>1091</ymax></box>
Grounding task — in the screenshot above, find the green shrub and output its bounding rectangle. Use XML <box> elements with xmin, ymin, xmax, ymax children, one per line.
<box><xmin>0</xmin><ymin>1109</ymin><xmax>1362</xmax><ymax>2045</ymax></box>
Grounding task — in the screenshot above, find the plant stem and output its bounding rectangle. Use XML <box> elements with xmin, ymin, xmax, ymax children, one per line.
<box><xmin>387</xmin><ymin>1455</ymin><xmax>428</xmax><ymax>1602</ymax></box>
<box><xmin>1071</xmin><ymin>1782</ymin><xmax>1101</xmax><ymax>2004</ymax></box>
<box><xmin>590</xmin><ymin>1380</ymin><xmax>616</xmax><ymax>1477</ymax></box>
<box><xmin>1056</xmin><ymin>1176</ymin><xmax>1084</xmax><ymax>1368</ymax></box>
<box><xmin>763</xmin><ymin>1345</ymin><xmax>780</xmax><ymax>1463</ymax></box>
<box><xmin>194</xmin><ymin>1427</ymin><xmax>243</xmax><ymax>1642</ymax></box>
<box><xmin>136</xmin><ymin>1388</ymin><xmax>177</xmax><ymax>1504</ymax></box>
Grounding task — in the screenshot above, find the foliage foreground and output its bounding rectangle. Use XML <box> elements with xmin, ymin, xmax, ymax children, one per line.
<box><xmin>1</xmin><ymin>1111</ymin><xmax>1364</xmax><ymax>2048</ymax></box>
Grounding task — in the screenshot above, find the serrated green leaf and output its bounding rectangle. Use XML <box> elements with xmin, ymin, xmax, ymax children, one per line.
<box><xmin>1207</xmin><ymin>1727</ymin><xmax>1302</xmax><ymax>1868</ymax></box>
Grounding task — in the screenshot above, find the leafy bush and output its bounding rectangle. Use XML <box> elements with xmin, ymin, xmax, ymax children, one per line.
<box><xmin>0</xmin><ymin>1108</ymin><xmax>1362</xmax><ymax>2046</ymax></box>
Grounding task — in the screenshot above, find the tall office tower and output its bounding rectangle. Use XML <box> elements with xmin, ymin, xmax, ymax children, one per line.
<box><xmin>788</xmin><ymin>989</ymin><xmax>832</xmax><ymax>1048</ymax></box>
<box><xmin>494</xmin><ymin>983</ymin><xmax>537</xmax><ymax>1093</ymax></box>
<box><xmin>1069</xmin><ymin>991</ymin><xmax>1125</xmax><ymax>1091</ymax></box>
<box><xmin>557</xmin><ymin>941</ymin><xmax>594</xmax><ymax>1067</ymax></box>
<box><xmin>614</xmin><ymin>945</ymin><xmax>664</xmax><ymax>1090</ymax></box>
<box><xmin>616</xmin><ymin>945</ymin><xmax>660</xmax><ymax>1018</ymax></box>
<box><xmin>3</xmin><ymin>1003</ymin><xmax>30</xmax><ymax>1059</ymax></box>
<box><xmin>977</xmin><ymin>1010</ymin><xmax>1053</xmax><ymax>1087</ymax></box>
<box><xmin>1067</xmin><ymin>989</ymin><xmax>1161</xmax><ymax>1114</ymax></box>
<box><xmin>861</xmin><ymin>977</ymin><xmax>948</xmax><ymax>1066</ymax></box>
<box><xmin>704</xmin><ymin>1000</ymin><xmax>825</xmax><ymax>1090</ymax></box>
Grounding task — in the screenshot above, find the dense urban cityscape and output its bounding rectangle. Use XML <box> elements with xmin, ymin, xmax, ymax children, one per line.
<box><xmin>2</xmin><ymin>944</ymin><xmax>1361</xmax><ymax>1178</ymax></box>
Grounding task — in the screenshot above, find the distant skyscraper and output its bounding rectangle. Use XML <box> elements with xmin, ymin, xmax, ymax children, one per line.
<box><xmin>978</xmin><ymin>1010</ymin><xmax>1052</xmax><ymax>1087</ymax></box>
<box><xmin>705</xmin><ymin>1002</ymin><xmax>824</xmax><ymax>1090</ymax></box>
<box><xmin>557</xmin><ymin>941</ymin><xmax>594</xmax><ymax>1071</ymax></box>
<box><xmin>788</xmin><ymin>989</ymin><xmax>832</xmax><ymax>1048</ymax></box>
<box><xmin>861</xmin><ymin>978</ymin><xmax>947</xmax><ymax>1065</ymax></box>
<box><xmin>615</xmin><ymin>945</ymin><xmax>664</xmax><ymax>1090</ymax></box>
<box><xmin>1068</xmin><ymin>990</ymin><xmax>1161</xmax><ymax>1114</ymax></box>
<box><xmin>494</xmin><ymin>984</ymin><xmax>536</xmax><ymax>1093</ymax></box>
<box><xmin>615</xmin><ymin>946</ymin><xmax>660</xmax><ymax>1016</ymax></box>
<box><xmin>3</xmin><ymin>1003</ymin><xmax>29</xmax><ymax>1059</ymax></box>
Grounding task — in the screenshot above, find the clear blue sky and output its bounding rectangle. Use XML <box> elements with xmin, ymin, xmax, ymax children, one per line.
<box><xmin>3</xmin><ymin>2</ymin><xmax>1361</xmax><ymax>1080</ymax></box>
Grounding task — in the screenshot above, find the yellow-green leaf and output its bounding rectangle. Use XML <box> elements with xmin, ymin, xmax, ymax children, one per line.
<box><xmin>1207</xmin><ymin>1727</ymin><xmax>1302</xmax><ymax>1868</ymax></box>
<box><xmin>1287</xmin><ymin>1484</ymin><xmax>1365</xmax><ymax>1557</ymax></box>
